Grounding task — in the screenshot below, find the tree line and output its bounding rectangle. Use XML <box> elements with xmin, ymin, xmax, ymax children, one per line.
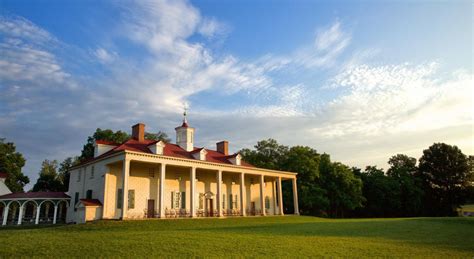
<box><xmin>1</xmin><ymin>132</ymin><xmax>472</xmax><ymax>218</ymax></box>
<box><xmin>241</xmin><ymin>139</ymin><xmax>473</xmax><ymax>217</ymax></box>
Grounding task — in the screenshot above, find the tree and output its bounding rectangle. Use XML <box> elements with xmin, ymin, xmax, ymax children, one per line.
<box><xmin>0</xmin><ymin>138</ymin><xmax>30</xmax><ymax>192</ymax></box>
<box><xmin>281</xmin><ymin>146</ymin><xmax>327</xmax><ymax>215</ymax></box>
<box><xmin>240</xmin><ymin>139</ymin><xmax>289</xmax><ymax>170</ymax></box>
<box><xmin>418</xmin><ymin>143</ymin><xmax>470</xmax><ymax>216</ymax></box>
<box><xmin>145</xmin><ymin>131</ymin><xmax>171</xmax><ymax>143</ymax></box>
<box><xmin>80</xmin><ymin>128</ymin><xmax>130</xmax><ymax>161</ymax></box>
<box><xmin>357</xmin><ymin>166</ymin><xmax>400</xmax><ymax>217</ymax></box>
<box><xmin>319</xmin><ymin>154</ymin><xmax>364</xmax><ymax>217</ymax></box>
<box><xmin>32</xmin><ymin>159</ymin><xmax>63</xmax><ymax>192</ymax></box>
<box><xmin>387</xmin><ymin>154</ymin><xmax>424</xmax><ymax>216</ymax></box>
<box><xmin>58</xmin><ymin>156</ymin><xmax>80</xmax><ymax>191</ymax></box>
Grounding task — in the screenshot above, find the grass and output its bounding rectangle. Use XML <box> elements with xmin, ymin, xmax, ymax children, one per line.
<box><xmin>0</xmin><ymin>216</ymin><xmax>473</xmax><ymax>257</ymax></box>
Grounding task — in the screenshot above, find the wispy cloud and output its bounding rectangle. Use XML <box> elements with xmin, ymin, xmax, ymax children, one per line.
<box><xmin>93</xmin><ymin>48</ymin><xmax>118</xmax><ymax>63</ymax></box>
<box><xmin>0</xmin><ymin>1</ymin><xmax>471</xmax><ymax>186</ymax></box>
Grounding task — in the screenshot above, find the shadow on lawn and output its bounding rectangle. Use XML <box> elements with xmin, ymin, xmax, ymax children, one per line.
<box><xmin>183</xmin><ymin>217</ymin><xmax>474</xmax><ymax>252</ymax></box>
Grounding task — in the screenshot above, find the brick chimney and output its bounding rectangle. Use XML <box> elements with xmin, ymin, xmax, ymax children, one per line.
<box><xmin>132</xmin><ymin>123</ymin><xmax>145</xmax><ymax>142</ymax></box>
<box><xmin>216</xmin><ymin>141</ymin><xmax>228</xmax><ymax>155</ymax></box>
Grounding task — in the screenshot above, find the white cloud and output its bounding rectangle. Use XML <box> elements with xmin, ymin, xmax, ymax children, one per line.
<box><xmin>93</xmin><ymin>48</ymin><xmax>118</xmax><ymax>63</ymax></box>
<box><xmin>316</xmin><ymin>62</ymin><xmax>473</xmax><ymax>138</ymax></box>
<box><xmin>0</xmin><ymin>15</ymin><xmax>57</xmax><ymax>44</ymax></box>
<box><xmin>198</xmin><ymin>17</ymin><xmax>229</xmax><ymax>39</ymax></box>
<box><xmin>1</xmin><ymin>2</ymin><xmax>471</xmax><ymax>189</ymax></box>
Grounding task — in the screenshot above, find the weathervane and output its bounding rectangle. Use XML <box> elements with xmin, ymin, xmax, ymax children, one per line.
<box><xmin>183</xmin><ymin>103</ymin><xmax>188</xmax><ymax>123</ymax></box>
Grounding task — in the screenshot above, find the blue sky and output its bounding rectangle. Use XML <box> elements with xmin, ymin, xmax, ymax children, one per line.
<box><xmin>0</xmin><ymin>0</ymin><xmax>472</xmax><ymax>189</ymax></box>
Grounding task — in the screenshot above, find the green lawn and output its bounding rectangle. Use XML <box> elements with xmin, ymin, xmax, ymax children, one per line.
<box><xmin>1</xmin><ymin>216</ymin><xmax>473</xmax><ymax>257</ymax></box>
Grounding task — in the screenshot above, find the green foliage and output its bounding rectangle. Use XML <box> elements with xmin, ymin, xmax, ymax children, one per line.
<box><xmin>145</xmin><ymin>131</ymin><xmax>171</xmax><ymax>143</ymax></box>
<box><xmin>80</xmin><ymin>128</ymin><xmax>130</xmax><ymax>161</ymax></box>
<box><xmin>240</xmin><ymin>139</ymin><xmax>289</xmax><ymax>170</ymax></box>
<box><xmin>320</xmin><ymin>158</ymin><xmax>364</xmax><ymax>217</ymax></box>
<box><xmin>240</xmin><ymin>140</ymin><xmax>363</xmax><ymax>217</ymax></box>
<box><xmin>32</xmin><ymin>160</ymin><xmax>63</xmax><ymax>192</ymax></box>
<box><xmin>80</xmin><ymin>128</ymin><xmax>170</xmax><ymax>161</ymax></box>
<box><xmin>58</xmin><ymin>156</ymin><xmax>80</xmax><ymax>191</ymax></box>
<box><xmin>418</xmin><ymin>143</ymin><xmax>470</xmax><ymax>216</ymax></box>
<box><xmin>387</xmin><ymin>154</ymin><xmax>424</xmax><ymax>216</ymax></box>
<box><xmin>0</xmin><ymin>138</ymin><xmax>29</xmax><ymax>192</ymax></box>
<box><xmin>0</xmin><ymin>217</ymin><xmax>473</xmax><ymax>257</ymax></box>
<box><xmin>357</xmin><ymin>166</ymin><xmax>401</xmax><ymax>217</ymax></box>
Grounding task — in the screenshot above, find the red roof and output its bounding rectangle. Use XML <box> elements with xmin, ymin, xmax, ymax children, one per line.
<box><xmin>0</xmin><ymin>192</ymin><xmax>70</xmax><ymax>200</ymax></box>
<box><xmin>80</xmin><ymin>138</ymin><xmax>254</xmax><ymax>168</ymax></box>
<box><xmin>95</xmin><ymin>140</ymin><xmax>120</xmax><ymax>145</ymax></box>
<box><xmin>80</xmin><ymin>199</ymin><xmax>102</xmax><ymax>206</ymax></box>
<box><xmin>0</xmin><ymin>172</ymin><xmax>7</xmax><ymax>179</ymax></box>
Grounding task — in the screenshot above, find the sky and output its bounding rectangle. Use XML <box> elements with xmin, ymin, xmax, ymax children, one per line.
<box><xmin>0</xmin><ymin>0</ymin><xmax>472</xmax><ymax>189</ymax></box>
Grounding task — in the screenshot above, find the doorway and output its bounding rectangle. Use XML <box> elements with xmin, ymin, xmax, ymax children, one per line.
<box><xmin>250</xmin><ymin>202</ymin><xmax>256</xmax><ymax>216</ymax></box>
<box><xmin>207</xmin><ymin>199</ymin><xmax>214</xmax><ymax>217</ymax></box>
<box><xmin>147</xmin><ymin>199</ymin><xmax>155</xmax><ymax>218</ymax></box>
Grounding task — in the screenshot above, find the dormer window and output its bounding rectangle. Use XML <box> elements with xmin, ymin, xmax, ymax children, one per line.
<box><xmin>229</xmin><ymin>154</ymin><xmax>242</xmax><ymax>166</ymax></box>
<box><xmin>148</xmin><ymin>141</ymin><xmax>166</xmax><ymax>155</ymax></box>
<box><xmin>191</xmin><ymin>148</ymin><xmax>207</xmax><ymax>161</ymax></box>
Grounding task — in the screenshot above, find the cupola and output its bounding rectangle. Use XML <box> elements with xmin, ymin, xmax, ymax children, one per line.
<box><xmin>175</xmin><ymin>110</ymin><xmax>195</xmax><ymax>151</ymax></box>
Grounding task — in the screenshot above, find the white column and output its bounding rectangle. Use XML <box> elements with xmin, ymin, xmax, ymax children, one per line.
<box><xmin>292</xmin><ymin>178</ymin><xmax>299</xmax><ymax>215</ymax></box>
<box><xmin>273</xmin><ymin>180</ymin><xmax>277</xmax><ymax>215</ymax></box>
<box><xmin>17</xmin><ymin>204</ymin><xmax>24</xmax><ymax>225</ymax></box>
<box><xmin>260</xmin><ymin>175</ymin><xmax>266</xmax><ymax>216</ymax></box>
<box><xmin>35</xmin><ymin>205</ymin><xmax>41</xmax><ymax>225</ymax></box>
<box><xmin>102</xmin><ymin>169</ymin><xmax>109</xmax><ymax>218</ymax></box>
<box><xmin>190</xmin><ymin>167</ymin><xmax>196</xmax><ymax>218</ymax></box>
<box><xmin>240</xmin><ymin>173</ymin><xmax>246</xmax><ymax>216</ymax></box>
<box><xmin>159</xmin><ymin>163</ymin><xmax>166</xmax><ymax>218</ymax></box>
<box><xmin>217</xmin><ymin>170</ymin><xmax>222</xmax><ymax>217</ymax></box>
<box><xmin>278</xmin><ymin>177</ymin><xmax>284</xmax><ymax>215</ymax></box>
<box><xmin>121</xmin><ymin>159</ymin><xmax>130</xmax><ymax>219</ymax></box>
<box><xmin>2</xmin><ymin>205</ymin><xmax>9</xmax><ymax>226</ymax></box>
<box><xmin>53</xmin><ymin>205</ymin><xmax>58</xmax><ymax>224</ymax></box>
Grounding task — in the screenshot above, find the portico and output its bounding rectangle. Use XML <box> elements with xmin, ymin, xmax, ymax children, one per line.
<box><xmin>99</xmin><ymin>151</ymin><xmax>297</xmax><ymax>220</ymax></box>
<box><xmin>66</xmin><ymin>117</ymin><xmax>298</xmax><ymax>223</ymax></box>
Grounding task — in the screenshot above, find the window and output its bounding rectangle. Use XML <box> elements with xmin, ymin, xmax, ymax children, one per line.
<box><xmin>229</xmin><ymin>194</ymin><xmax>233</xmax><ymax>210</ymax></box>
<box><xmin>90</xmin><ymin>166</ymin><xmax>95</xmax><ymax>179</ymax></box>
<box><xmin>128</xmin><ymin>190</ymin><xmax>135</xmax><ymax>209</ymax></box>
<box><xmin>74</xmin><ymin>192</ymin><xmax>79</xmax><ymax>211</ymax></box>
<box><xmin>77</xmin><ymin>169</ymin><xmax>81</xmax><ymax>182</ymax></box>
<box><xmin>222</xmin><ymin>194</ymin><xmax>225</xmax><ymax>209</ymax></box>
<box><xmin>233</xmin><ymin>195</ymin><xmax>238</xmax><ymax>209</ymax></box>
<box><xmin>199</xmin><ymin>193</ymin><xmax>204</xmax><ymax>210</ymax></box>
<box><xmin>265</xmin><ymin>196</ymin><xmax>270</xmax><ymax>210</ymax></box>
<box><xmin>86</xmin><ymin>190</ymin><xmax>92</xmax><ymax>199</ymax></box>
<box><xmin>149</xmin><ymin>168</ymin><xmax>155</xmax><ymax>178</ymax></box>
<box><xmin>117</xmin><ymin>189</ymin><xmax>123</xmax><ymax>209</ymax></box>
<box><xmin>181</xmin><ymin>192</ymin><xmax>186</xmax><ymax>209</ymax></box>
<box><xmin>171</xmin><ymin>191</ymin><xmax>181</xmax><ymax>209</ymax></box>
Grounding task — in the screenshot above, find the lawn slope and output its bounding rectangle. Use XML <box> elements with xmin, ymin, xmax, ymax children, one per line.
<box><xmin>1</xmin><ymin>216</ymin><xmax>473</xmax><ymax>257</ymax></box>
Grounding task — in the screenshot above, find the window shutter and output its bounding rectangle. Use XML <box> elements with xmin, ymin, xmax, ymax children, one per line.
<box><xmin>222</xmin><ymin>194</ymin><xmax>225</xmax><ymax>209</ymax></box>
<box><xmin>128</xmin><ymin>190</ymin><xmax>135</xmax><ymax>209</ymax></box>
<box><xmin>117</xmin><ymin>189</ymin><xmax>123</xmax><ymax>209</ymax></box>
<box><xmin>171</xmin><ymin>191</ymin><xmax>174</xmax><ymax>209</ymax></box>
<box><xmin>181</xmin><ymin>192</ymin><xmax>186</xmax><ymax>209</ymax></box>
<box><xmin>229</xmin><ymin>194</ymin><xmax>233</xmax><ymax>210</ymax></box>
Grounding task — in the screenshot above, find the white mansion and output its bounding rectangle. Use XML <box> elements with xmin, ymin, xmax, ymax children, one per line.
<box><xmin>65</xmin><ymin>117</ymin><xmax>299</xmax><ymax>223</ymax></box>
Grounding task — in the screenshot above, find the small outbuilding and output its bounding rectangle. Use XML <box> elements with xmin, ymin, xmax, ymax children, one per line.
<box><xmin>75</xmin><ymin>199</ymin><xmax>103</xmax><ymax>224</ymax></box>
